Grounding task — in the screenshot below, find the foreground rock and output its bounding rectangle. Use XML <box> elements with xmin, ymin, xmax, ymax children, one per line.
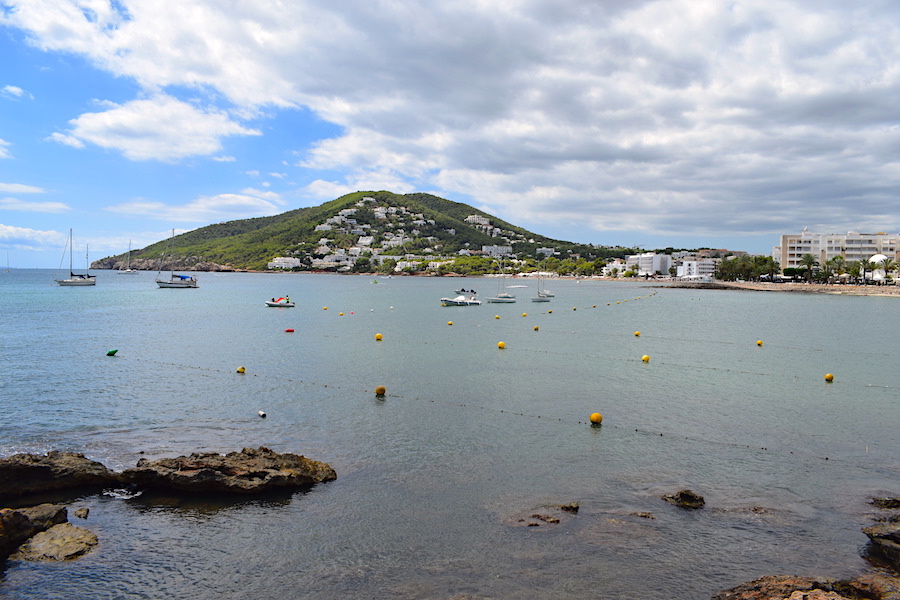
<box><xmin>11</xmin><ymin>522</ymin><xmax>98</xmax><ymax>561</ymax></box>
<box><xmin>712</xmin><ymin>573</ymin><xmax>900</xmax><ymax>600</ymax></box>
<box><xmin>864</xmin><ymin>522</ymin><xmax>900</xmax><ymax>568</ymax></box>
<box><xmin>0</xmin><ymin>452</ymin><xmax>118</xmax><ymax>502</ymax></box>
<box><xmin>119</xmin><ymin>447</ymin><xmax>337</xmax><ymax>494</ymax></box>
<box><xmin>0</xmin><ymin>504</ymin><xmax>68</xmax><ymax>560</ymax></box>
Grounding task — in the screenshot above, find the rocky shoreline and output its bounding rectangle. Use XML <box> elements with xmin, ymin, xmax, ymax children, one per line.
<box><xmin>664</xmin><ymin>280</ymin><xmax>900</xmax><ymax>297</ymax></box>
<box><xmin>0</xmin><ymin>447</ymin><xmax>336</xmax><ymax>563</ymax></box>
<box><xmin>1</xmin><ymin>450</ymin><xmax>897</xmax><ymax>598</ymax></box>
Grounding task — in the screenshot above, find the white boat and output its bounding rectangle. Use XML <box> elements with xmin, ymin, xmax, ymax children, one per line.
<box><xmin>265</xmin><ymin>297</ymin><xmax>295</xmax><ymax>307</ymax></box>
<box><xmin>487</xmin><ymin>291</ymin><xmax>516</xmax><ymax>303</ymax></box>
<box><xmin>531</xmin><ymin>274</ymin><xmax>554</xmax><ymax>301</ymax></box>
<box><xmin>486</xmin><ymin>258</ymin><xmax>516</xmax><ymax>303</ymax></box>
<box><xmin>118</xmin><ymin>240</ymin><xmax>138</xmax><ymax>274</ymax></box>
<box><xmin>55</xmin><ymin>230</ymin><xmax>96</xmax><ymax>286</ymax></box>
<box><xmin>441</xmin><ymin>295</ymin><xmax>482</xmax><ymax>306</ymax></box>
<box><xmin>155</xmin><ymin>229</ymin><xmax>198</xmax><ymax>288</ymax></box>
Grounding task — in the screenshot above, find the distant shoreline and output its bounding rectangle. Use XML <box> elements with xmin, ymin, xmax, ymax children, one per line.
<box><xmin>663</xmin><ymin>280</ymin><xmax>900</xmax><ymax>297</ymax></box>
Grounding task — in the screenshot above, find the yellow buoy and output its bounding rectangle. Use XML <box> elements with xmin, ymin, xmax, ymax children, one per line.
<box><xmin>592</xmin><ymin>305</ymin><xmax>596</xmax><ymax>308</ymax></box>
<box><xmin>495</xmin><ymin>315</ymin><xmax>500</xmax><ymax>320</ymax></box>
<box><xmin>447</xmin><ymin>321</ymin><xmax>453</xmax><ymax>326</ymax></box>
<box><xmin>375</xmin><ymin>333</ymin><xmax>383</xmax><ymax>341</ymax></box>
<box><xmin>236</xmin><ymin>366</ymin><xmax>246</xmax><ymax>374</ymax></box>
<box><xmin>521</xmin><ymin>312</ymin><xmax>527</xmax><ymax>317</ymax></box>
<box><xmin>339</xmin><ymin>312</ymin><xmax>344</xmax><ymax>316</ymax></box>
<box><xmin>497</xmin><ymin>341</ymin><xmax>506</xmax><ymax>349</ymax></box>
<box><xmin>616</xmin><ymin>301</ymin><xmax>621</xmax><ymax>304</ymax></box>
<box><xmin>634</xmin><ymin>331</ymin><xmax>641</xmax><ymax>337</ymax></box>
<box><xmin>533</xmin><ymin>325</ymin><xmax>539</xmax><ymax>331</ymax></box>
<box><xmin>572</xmin><ymin>307</ymin><xmax>576</xmax><ymax>311</ymax></box>
<box><xmin>323</xmin><ymin>306</ymin><xmax>328</xmax><ymax>310</ymax></box>
<box><xmin>824</xmin><ymin>373</ymin><xmax>834</xmax><ymax>382</ymax></box>
<box><xmin>548</xmin><ymin>310</ymin><xmax>553</xmax><ymax>314</ymax></box>
<box><xmin>589</xmin><ymin>412</ymin><xmax>603</xmax><ymax>425</ymax></box>
<box><xmin>641</xmin><ymin>355</ymin><xmax>650</xmax><ymax>363</ymax></box>
<box><xmin>757</xmin><ymin>340</ymin><xmax>763</xmax><ymax>346</ymax></box>
<box><xmin>375</xmin><ymin>385</ymin><xmax>386</xmax><ymax>396</ymax></box>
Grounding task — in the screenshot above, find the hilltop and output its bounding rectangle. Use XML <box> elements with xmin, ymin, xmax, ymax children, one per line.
<box><xmin>93</xmin><ymin>191</ymin><xmax>635</xmax><ymax>272</ymax></box>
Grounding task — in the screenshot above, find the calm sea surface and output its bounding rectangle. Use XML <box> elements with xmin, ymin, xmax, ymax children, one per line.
<box><xmin>0</xmin><ymin>270</ymin><xmax>897</xmax><ymax>600</ymax></box>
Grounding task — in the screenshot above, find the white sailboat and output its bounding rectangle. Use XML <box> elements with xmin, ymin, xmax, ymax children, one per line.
<box><xmin>155</xmin><ymin>229</ymin><xmax>198</xmax><ymax>288</ymax></box>
<box><xmin>486</xmin><ymin>258</ymin><xmax>516</xmax><ymax>303</ymax></box>
<box><xmin>118</xmin><ymin>240</ymin><xmax>138</xmax><ymax>274</ymax></box>
<box><xmin>531</xmin><ymin>273</ymin><xmax>553</xmax><ymax>302</ymax></box>
<box><xmin>55</xmin><ymin>229</ymin><xmax>96</xmax><ymax>286</ymax></box>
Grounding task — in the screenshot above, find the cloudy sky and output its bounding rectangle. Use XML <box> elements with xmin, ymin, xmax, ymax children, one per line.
<box><xmin>2</xmin><ymin>1</ymin><xmax>900</xmax><ymax>268</ymax></box>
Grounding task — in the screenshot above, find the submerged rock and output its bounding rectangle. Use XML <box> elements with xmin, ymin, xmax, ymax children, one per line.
<box><xmin>11</xmin><ymin>522</ymin><xmax>98</xmax><ymax>561</ymax></box>
<box><xmin>119</xmin><ymin>446</ymin><xmax>337</xmax><ymax>494</ymax></box>
<box><xmin>0</xmin><ymin>452</ymin><xmax>118</xmax><ymax>502</ymax></box>
<box><xmin>662</xmin><ymin>489</ymin><xmax>705</xmax><ymax>509</ymax></box>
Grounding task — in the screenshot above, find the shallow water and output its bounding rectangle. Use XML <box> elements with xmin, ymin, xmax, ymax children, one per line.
<box><xmin>0</xmin><ymin>271</ymin><xmax>897</xmax><ymax>599</ymax></box>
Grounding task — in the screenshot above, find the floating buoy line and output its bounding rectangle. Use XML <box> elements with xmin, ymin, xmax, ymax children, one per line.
<box><xmin>118</xmin><ymin>354</ymin><xmax>870</xmax><ymax>466</ymax></box>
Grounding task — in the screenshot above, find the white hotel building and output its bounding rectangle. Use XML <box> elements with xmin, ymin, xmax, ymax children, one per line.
<box><xmin>774</xmin><ymin>229</ymin><xmax>899</xmax><ymax>270</ymax></box>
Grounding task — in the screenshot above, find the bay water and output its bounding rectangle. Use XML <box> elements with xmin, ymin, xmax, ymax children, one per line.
<box><xmin>0</xmin><ymin>270</ymin><xmax>897</xmax><ymax>599</ymax></box>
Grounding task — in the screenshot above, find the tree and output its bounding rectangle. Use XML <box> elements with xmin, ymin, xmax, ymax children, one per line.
<box><xmin>798</xmin><ymin>254</ymin><xmax>819</xmax><ymax>282</ymax></box>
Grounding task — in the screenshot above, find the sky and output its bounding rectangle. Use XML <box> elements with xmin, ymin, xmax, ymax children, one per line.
<box><xmin>2</xmin><ymin>1</ymin><xmax>900</xmax><ymax>268</ymax></box>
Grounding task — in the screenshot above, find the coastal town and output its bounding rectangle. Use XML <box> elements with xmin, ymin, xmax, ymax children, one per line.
<box><xmin>263</xmin><ymin>197</ymin><xmax>900</xmax><ymax>291</ymax></box>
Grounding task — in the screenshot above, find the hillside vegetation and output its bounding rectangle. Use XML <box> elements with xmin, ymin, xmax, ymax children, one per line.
<box><xmin>94</xmin><ymin>191</ymin><xmax>634</xmax><ymax>272</ymax></box>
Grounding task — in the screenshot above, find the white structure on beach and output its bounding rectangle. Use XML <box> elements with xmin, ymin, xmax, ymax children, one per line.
<box><xmin>267</xmin><ymin>257</ymin><xmax>304</xmax><ymax>270</ymax></box>
<box><xmin>774</xmin><ymin>229</ymin><xmax>899</xmax><ymax>270</ymax></box>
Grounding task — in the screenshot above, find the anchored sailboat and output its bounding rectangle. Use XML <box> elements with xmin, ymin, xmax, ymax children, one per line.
<box><xmin>55</xmin><ymin>229</ymin><xmax>96</xmax><ymax>286</ymax></box>
<box><xmin>118</xmin><ymin>240</ymin><xmax>138</xmax><ymax>274</ymax></box>
<box><xmin>155</xmin><ymin>229</ymin><xmax>198</xmax><ymax>288</ymax></box>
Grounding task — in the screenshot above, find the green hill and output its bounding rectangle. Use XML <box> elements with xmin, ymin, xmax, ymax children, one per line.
<box><xmin>95</xmin><ymin>191</ymin><xmax>633</xmax><ymax>271</ymax></box>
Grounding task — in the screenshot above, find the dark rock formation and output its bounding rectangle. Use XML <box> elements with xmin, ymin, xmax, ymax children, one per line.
<box><xmin>0</xmin><ymin>504</ymin><xmax>68</xmax><ymax>560</ymax></box>
<box><xmin>662</xmin><ymin>489</ymin><xmax>705</xmax><ymax>509</ymax></box>
<box><xmin>11</xmin><ymin>522</ymin><xmax>98</xmax><ymax>561</ymax></box>
<box><xmin>119</xmin><ymin>446</ymin><xmax>337</xmax><ymax>494</ymax></box>
<box><xmin>712</xmin><ymin>573</ymin><xmax>900</xmax><ymax>600</ymax></box>
<box><xmin>864</xmin><ymin>522</ymin><xmax>900</xmax><ymax>569</ymax></box>
<box><xmin>0</xmin><ymin>452</ymin><xmax>118</xmax><ymax>502</ymax></box>
<box><xmin>872</xmin><ymin>498</ymin><xmax>900</xmax><ymax>510</ymax></box>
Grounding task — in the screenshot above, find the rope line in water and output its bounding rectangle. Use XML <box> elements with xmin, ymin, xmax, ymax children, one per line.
<box><xmin>125</xmin><ymin>356</ymin><xmax>865</xmax><ymax>466</ymax></box>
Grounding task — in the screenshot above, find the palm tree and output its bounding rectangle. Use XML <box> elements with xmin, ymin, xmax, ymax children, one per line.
<box><xmin>825</xmin><ymin>256</ymin><xmax>845</xmax><ymax>283</ymax></box>
<box><xmin>880</xmin><ymin>258</ymin><xmax>896</xmax><ymax>282</ymax></box>
<box><xmin>798</xmin><ymin>253</ymin><xmax>819</xmax><ymax>282</ymax></box>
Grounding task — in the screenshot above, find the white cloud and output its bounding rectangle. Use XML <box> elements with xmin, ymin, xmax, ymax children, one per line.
<box><xmin>106</xmin><ymin>190</ymin><xmax>285</xmax><ymax>222</ymax></box>
<box><xmin>2</xmin><ymin>85</ymin><xmax>32</xmax><ymax>99</ymax></box>
<box><xmin>0</xmin><ymin>183</ymin><xmax>45</xmax><ymax>194</ymax></box>
<box><xmin>50</xmin><ymin>95</ymin><xmax>260</xmax><ymax>161</ymax></box>
<box><xmin>6</xmin><ymin>0</ymin><xmax>900</xmax><ymax>242</ymax></box>
<box><xmin>0</xmin><ymin>197</ymin><xmax>69</xmax><ymax>213</ymax></box>
<box><xmin>0</xmin><ymin>139</ymin><xmax>11</xmax><ymax>159</ymax></box>
<box><xmin>0</xmin><ymin>224</ymin><xmax>65</xmax><ymax>249</ymax></box>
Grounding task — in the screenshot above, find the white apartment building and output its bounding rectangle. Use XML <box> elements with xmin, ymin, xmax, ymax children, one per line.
<box><xmin>267</xmin><ymin>257</ymin><xmax>304</xmax><ymax>270</ymax></box>
<box><xmin>482</xmin><ymin>245</ymin><xmax>513</xmax><ymax>257</ymax></box>
<box><xmin>626</xmin><ymin>252</ymin><xmax>672</xmax><ymax>276</ymax></box>
<box><xmin>775</xmin><ymin>229</ymin><xmax>900</xmax><ymax>269</ymax></box>
<box><xmin>677</xmin><ymin>259</ymin><xmax>717</xmax><ymax>279</ymax></box>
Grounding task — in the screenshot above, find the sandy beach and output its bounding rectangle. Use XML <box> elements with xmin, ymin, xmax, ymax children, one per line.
<box><xmin>663</xmin><ymin>280</ymin><xmax>900</xmax><ymax>296</ymax></box>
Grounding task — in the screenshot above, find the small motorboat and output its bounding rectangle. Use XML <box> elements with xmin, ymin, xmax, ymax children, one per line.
<box><xmin>265</xmin><ymin>297</ymin><xmax>295</xmax><ymax>307</ymax></box>
<box><xmin>441</xmin><ymin>295</ymin><xmax>482</xmax><ymax>306</ymax></box>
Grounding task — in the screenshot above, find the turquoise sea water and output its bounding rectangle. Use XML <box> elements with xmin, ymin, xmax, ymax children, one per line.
<box><xmin>0</xmin><ymin>270</ymin><xmax>897</xmax><ymax>600</ymax></box>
